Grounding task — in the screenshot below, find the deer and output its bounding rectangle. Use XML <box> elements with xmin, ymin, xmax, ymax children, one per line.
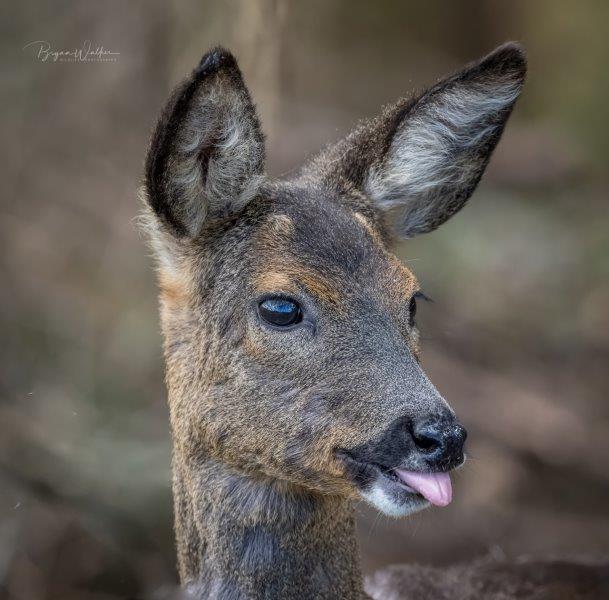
<box><xmin>142</xmin><ymin>43</ymin><xmax>609</xmax><ymax>599</ymax></box>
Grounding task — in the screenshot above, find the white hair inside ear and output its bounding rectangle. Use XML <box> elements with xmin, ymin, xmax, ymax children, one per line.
<box><xmin>365</xmin><ymin>45</ymin><xmax>526</xmax><ymax>238</ymax></box>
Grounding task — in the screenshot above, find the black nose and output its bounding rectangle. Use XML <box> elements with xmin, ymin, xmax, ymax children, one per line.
<box><xmin>411</xmin><ymin>419</ymin><xmax>467</xmax><ymax>468</ymax></box>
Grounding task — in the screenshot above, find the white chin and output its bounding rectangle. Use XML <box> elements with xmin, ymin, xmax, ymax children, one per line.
<box><xmin>360</xmin><ymin>476</ymin><xmax>430</xmax><ymax>518</ymax></box>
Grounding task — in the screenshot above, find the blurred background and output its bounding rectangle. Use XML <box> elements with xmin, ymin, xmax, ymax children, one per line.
<box><xmin>2</xmin><ymin>1</ymin><xmax>608</xmax><ymax>598</ymax></box>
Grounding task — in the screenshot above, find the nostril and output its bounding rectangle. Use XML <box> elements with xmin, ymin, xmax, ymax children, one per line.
<box><xmin>411</xmin><ymin>423</ymin><xmax>443</xmax><ymax>454</ymax></box>
<box><xmin>414</xmin><ymin>434</ymin><xmax>441</xmax><ymax>453</ymax></box>
<box><xmin>410</xmin><ymin>419</ymin><xmax>467</xmax><ymax>464</ymax></box>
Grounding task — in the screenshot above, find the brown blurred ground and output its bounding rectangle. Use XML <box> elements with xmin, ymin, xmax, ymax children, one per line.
<box><xmin>1</xmin><ymin>1</ymin><xmax>608</xmax><ymax>598</ymax></box>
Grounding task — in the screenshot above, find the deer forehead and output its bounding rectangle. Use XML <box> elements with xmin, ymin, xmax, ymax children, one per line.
<box><xmin>252</xmin><ymin>208</ymin><xmax>418</xmax><ymax>309</ymax></box>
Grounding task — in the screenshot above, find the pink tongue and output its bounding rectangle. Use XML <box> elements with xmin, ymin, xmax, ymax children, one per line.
<box><xmin>394</xmin><ymin>469</ymin><xmax>452</xmax><ymax>507</ymax></box>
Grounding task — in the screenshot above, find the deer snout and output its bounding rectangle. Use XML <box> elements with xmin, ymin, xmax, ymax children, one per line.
<box><xmin>410</xmin><ymin>418</ymin><xmax>467</xmax><ymax>470</ymax></box>
<box><xmin>339</xmin><ymin>411</ymin><xmax>468</xmax><ymax>516</ymax></box>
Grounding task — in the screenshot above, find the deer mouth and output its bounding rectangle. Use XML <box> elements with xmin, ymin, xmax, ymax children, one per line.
<box><xmin>392</xmin><ymin>468</ymin><xmax>452</xmax><ymax>506</ymax></box>
<box><xmin>337</xmin><ymin>452</ymin><xmax>452</xmax><ymax>511</ymax></box>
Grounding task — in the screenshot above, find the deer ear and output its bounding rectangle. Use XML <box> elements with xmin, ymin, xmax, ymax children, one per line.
<box><xmin>145</xmin><ymin>48</ymin><xmax>265</xmax><ymax>238</ymax></box>
<box><xmin>312</xmin><ymin>43</ymin><xmax>526</xmax><ymax>238</ymax></box>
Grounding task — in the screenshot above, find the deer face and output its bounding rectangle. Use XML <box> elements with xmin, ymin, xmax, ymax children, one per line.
<box><xmin>144</xmin><ymin>46</ymin><xmax>525</xmax><ymax>517</ymax></box>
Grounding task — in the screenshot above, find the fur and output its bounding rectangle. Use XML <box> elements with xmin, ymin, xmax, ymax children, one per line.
<box><xmin>365</xmin><ymin>556</ymin><xmax>609</xmax><ymax>599</ymax></box>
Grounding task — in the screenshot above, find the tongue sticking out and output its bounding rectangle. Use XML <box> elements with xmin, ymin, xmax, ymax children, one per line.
<box><xmin>393</xmin><ymin>469</ymin><xmax>452</xmax><ymax>507</ymax></box>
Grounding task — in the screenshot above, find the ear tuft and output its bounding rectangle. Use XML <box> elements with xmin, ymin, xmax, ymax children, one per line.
<box><xmin>478</xmin><ymin>42</ymin><xmax>527</xmax><ymax>80</ymax></box>
<box><xmin>195</xmin><ymin>46</ymin><xmax>239</xmax><ymax>77</ymax></box>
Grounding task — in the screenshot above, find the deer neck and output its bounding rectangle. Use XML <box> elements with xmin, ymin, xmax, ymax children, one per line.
<box><xmin>172</xmin><ymin>451</ymin><xmax>367</xmax><ymax>599</ymax></box>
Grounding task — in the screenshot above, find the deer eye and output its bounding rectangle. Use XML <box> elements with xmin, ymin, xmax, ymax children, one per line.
<box><xmin>258</xmin><ymin>297</ymin><xmax>302</xmax><ymax>328</ymax></box>
<box><xmin>409</xmin><ymin>295</ymin><xmax>417</xmax><ymax>327</ymax></box>
<box><xmin>409</xmin><ymin>291</ymin><xmax>431</xmax><ymax>327</ymax></box>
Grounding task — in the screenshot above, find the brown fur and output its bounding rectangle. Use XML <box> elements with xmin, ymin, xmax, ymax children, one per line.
<box><xmin>365</xmin><ymin>556</ymin><xmax>609</xmax><ymax>600</ymax></box>
<box><xmin>253</xmin><ymin>214</ymin><xmax>345</xmax><ymax>307</ymax></box>
<box><xmin>141</xmin><ymin>43</ymin><xmax>606</xmax><ymax>599</ymax></box>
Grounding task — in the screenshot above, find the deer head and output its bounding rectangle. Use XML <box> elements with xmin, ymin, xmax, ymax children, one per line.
<box><xmin>144</xmin><ymin>44</ymin><xmax>526</xmax><ymax>519</ymax></box>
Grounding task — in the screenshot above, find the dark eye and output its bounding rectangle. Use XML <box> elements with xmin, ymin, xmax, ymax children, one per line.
<box><xmin>409</xmin><ymin>295</ymin><xmax>417</xmax><ymax>327</ymax></box>
<box><xmin>409</xmin><ymin>291</ymin><xmax>431</xmax><ymax>327</ymax></box>
<box><xmin>258</xmin><ymin>297</ymin><xmax>302</xmax><ymax>328</ymax></box>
